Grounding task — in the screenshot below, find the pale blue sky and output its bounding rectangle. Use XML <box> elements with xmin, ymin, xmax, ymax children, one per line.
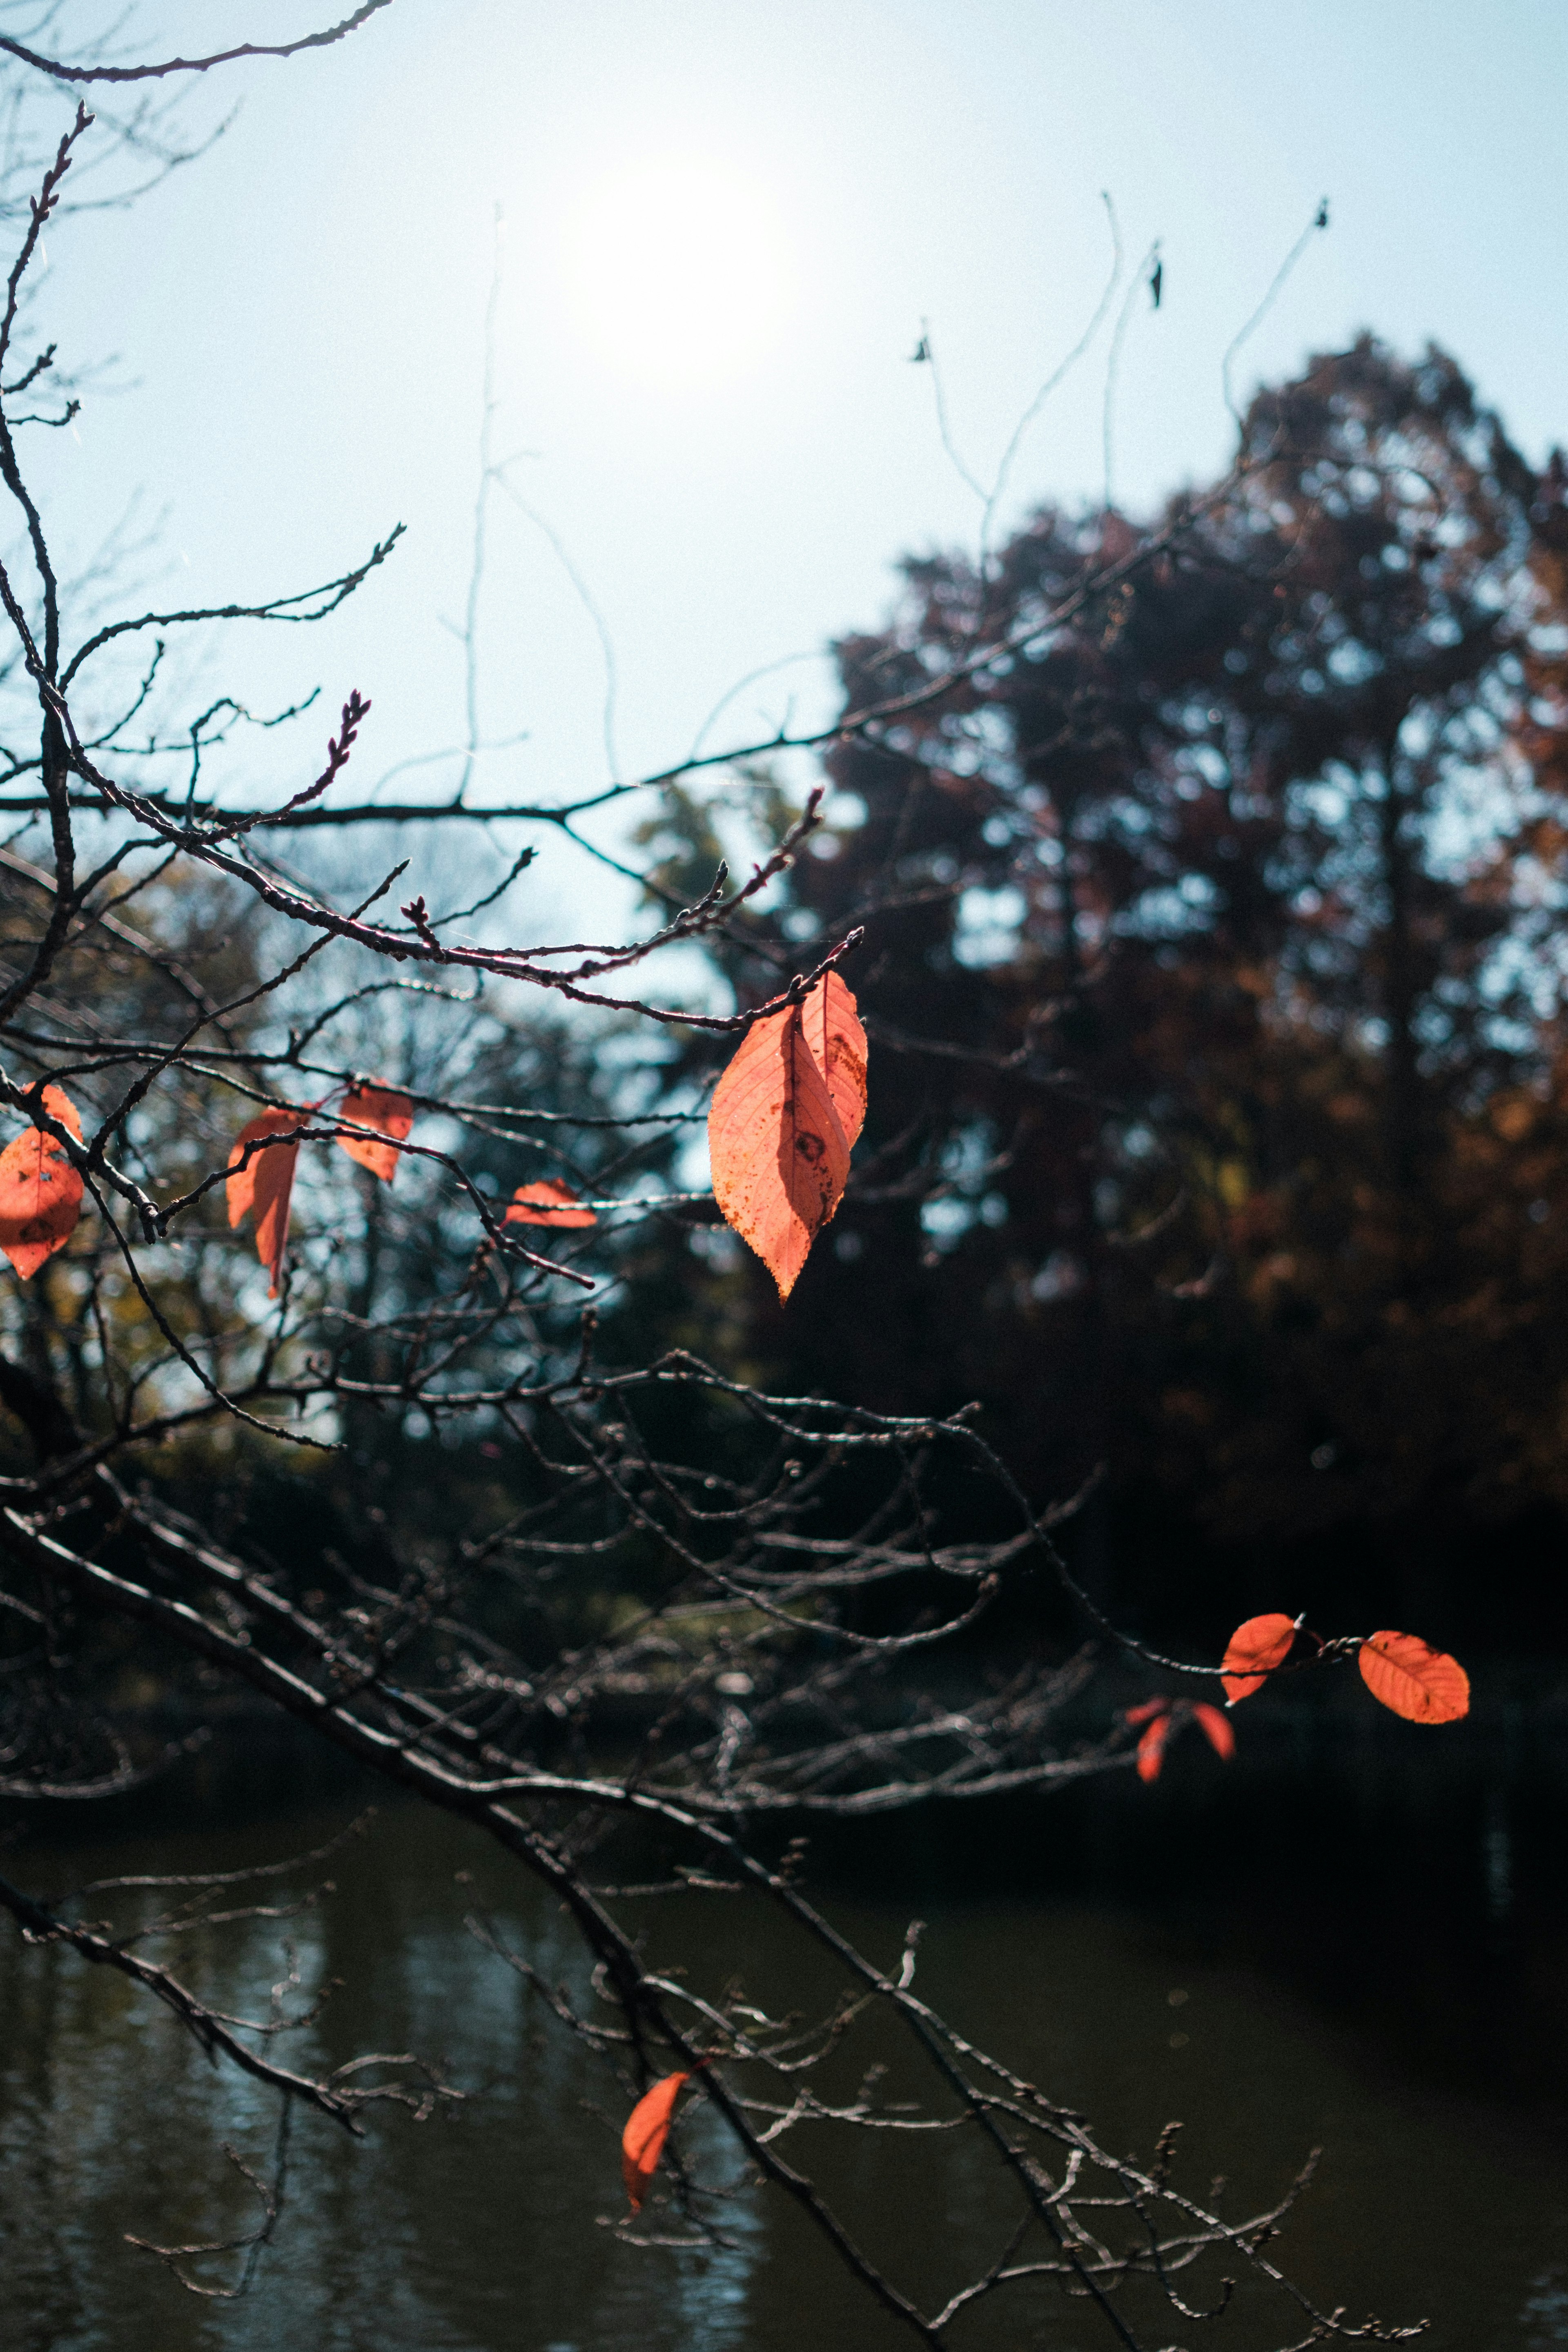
<box><xmin>22</xmin><ymin>0</ymin><xmax>1568</xmax><ymax>920</ymax></box>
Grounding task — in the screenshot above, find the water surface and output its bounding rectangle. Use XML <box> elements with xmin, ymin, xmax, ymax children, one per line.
<box><xmin>2</xmin><ymin>1723</ymin><xmax>1566</xmax><ymax>2350</ymax></box>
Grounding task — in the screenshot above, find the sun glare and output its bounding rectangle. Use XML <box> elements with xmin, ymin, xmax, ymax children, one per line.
<box><xmin>563</xmin><ymin>155</ymin><xmax>797</xmax><ymax>389</ymax></box>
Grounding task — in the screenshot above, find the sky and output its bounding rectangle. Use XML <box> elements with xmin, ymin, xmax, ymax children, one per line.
<box><xmin>18</xmin><ymin>0</ymin><xmax>1568</xmax><ymax>929</ymax></box>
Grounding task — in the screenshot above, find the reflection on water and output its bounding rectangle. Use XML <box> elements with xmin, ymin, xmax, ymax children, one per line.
<box><xmin>2</xmin><ymin>1740</ymin><xmax>1567</xmax><ymax>2350</ymax></box>
<box><xmin>1524</xmin><ymin>2270</ymin><xmax>1568</xmax><ymax>2349</ymax></box>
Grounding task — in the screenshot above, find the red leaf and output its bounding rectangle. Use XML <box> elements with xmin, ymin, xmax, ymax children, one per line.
<box><xmin>1358</xmin><ymin>1631</ymin><xmax>1470</xmax><ymax>1725</ymax></box>
<box><xmin>227</xmin><ymin>1107</ymin><xmax>307</xmax><ymax>1298</ymax></box>
<box><xmin>1220</xmin><ymin>1611</ymin><xmax>1296</xmax><ymax>1704</ymax></box>
<box><xmin>1192</xmin><ymin>1702</ymin><xmax>1236</xmax><ymax>1761</ymax></box>
<box><xmin>800</xmin><ymin>972</ymin><xmax>868</xmax><ymax>1150</ymax></box>
<box><xmin>621</xmin><ymin>2070</ymin><xmax>688</xmax><ymax>2212</ymax></box>
<box><xmin>1123</xmin><ymin>1697</ymin><xmax>1169</xmax><ymax>1726</ymax></box>
<box><xmin>336</xmin><ymin>1084</ymin><xmax>413</xmax><ymax>1184</ymax></box>
<box><xmin>708</xmin><ymin>999</ymin><xmax>851</xmax><ymax>1302</ymax></box>
<box><xmin>1136</xmin><ymin>1711</ymin><xmax>1172</xmax><ymax>1783</ymax></box>
<box><xmin>504</xmin><ymin>1178</ymin><xmax>597</xmax><ymax>1229</ymax></box>
<box><xmin>0</xmin><ymin>1086</ymin><xmax>85</xmax><ymax>1280</ymax></box>
<box><xmin>32</xmin><ymin>1083</ymin><xmax>82</xmax><ymax>1141</ymax></box>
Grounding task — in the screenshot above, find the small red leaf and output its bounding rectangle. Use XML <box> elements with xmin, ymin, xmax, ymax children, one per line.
<box><xmin>227</xmin><ymin>1107</ymin><xmax>307</xmax><ymax>1298</ymax></box>
<box><xmin>504</xmin><ymin>1178</ymin><xmax>597</xmax><ymax>1229</ymax></box>
<box><xmin>336</xmin><ymin>1084</ymin><xmax>413</xmax><ymax>1184</ymax></box>
<box><xmin>709</xmin><ymin>998</ymin><xmax>851</xmax><ymax>1302</ymax></box>
<box><xmin>1192</xmin><ymin>1702</ymin><xmax>1236</xmax><ymax>1762</ymax></box>
<box><xmin>1221</xmin><ymin>1612</ymin><xmax>1296</xmax><ymax>1704</ymax></box>
<box><xmin>33</xmin><ymin>1083</ymin><xmax>82</xmax><ymax>1141</ymax></box>
<box><xmin>1358</xmin><ymin>1631</ymin><xmax>1470</xmax><ymax>1725</ymax></box>
<box><xmin>621</xmin><ymin>2070</ymin><xmax>688</xmax><ymax>2212</ymax></box>
<box><xmin>0</xmin><ymin>1086</ymin><xmax>85</xmax><ymax>1280</ymax></box>
<box><xmin>1123</xmin><ymin>1697</ymin><xmax>1169</xmax><ymax>1726</ymax></box>
<box><xmin>1136</xmin><ymin>1711</ymin><xmax>1172</xmax><ymax>1784</ymax></box>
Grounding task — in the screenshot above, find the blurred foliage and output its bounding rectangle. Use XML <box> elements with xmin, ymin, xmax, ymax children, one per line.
<box><xmin>8</xmin><ymin>336</ymin><xmax>1568</xmax><ymax>1698</ymax></box>
<box><xmin>655</xmin><ymin>338</ymin><xmax>1568</xmax><ymax>1655</ymax></box>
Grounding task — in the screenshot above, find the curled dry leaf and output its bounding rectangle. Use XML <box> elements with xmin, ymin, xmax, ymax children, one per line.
<box><xmin>621</xmin><ymin>2069</ymin><xmax>688</xmax><ymax>2212</ymax></box>
<box><xmin>227</xmin><ymin>1106</ymin><xmax>307</xmax><ymax>1299</ymax></box>
<box><xmin>709</xmin><ymin>987</ymin><xmax>853</xmax><ymax>1302</ymax></box>
<box><xmin>1136</xmin><ymin>1711</ymin><xmax>1172</xmax><ymax>1784</ymax></box>
<box><xmin>800</xmin><ymin>970</ymin><xmax>868</xmax><ymax>1149</ymax></box>
<box><xmin>1358</xmin><ymin>1630</ymin><xmax>1470</xmax><ymax>1725</ymax></box>
<box><xmin>504</xmin><ymin>1178</ymin><xmax>597</xmax><ymax>1229</ymax></box>
<box><xmin>335</xmin><ymin>1083</ymin><xmax>414</xmax><ymax>1184</ymax></box>
<box><xmin>1220</xmin><ymin>1611</ymin><xmax>1297</xmax><ymax>1704</ymax></box>
<box><xmin>1192</xmin><ymin>1702</ymin><xmax>1236</xmax><ymax>1762</ymax></box>
<box><xmin>0</xmin><ymin>1084</ymin><xmax>85</xmax><ymax>1280</ymax></box>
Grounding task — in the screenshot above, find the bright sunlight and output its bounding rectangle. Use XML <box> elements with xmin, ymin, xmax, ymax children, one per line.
<box><xmin>562</xmin><ymin>154</ymin><xmax>797</xmax><ymax>388</ymax></box>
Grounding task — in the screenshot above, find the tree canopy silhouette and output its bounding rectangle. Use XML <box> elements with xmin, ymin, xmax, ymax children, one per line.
<box><xmin>677</xmin><ymin>337</ymin><xmax>1568</xmax><ymax>1650</ymax></box>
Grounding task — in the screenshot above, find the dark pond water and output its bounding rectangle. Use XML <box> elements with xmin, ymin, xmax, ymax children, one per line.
<box><xmin>3</xmin><ymin>1695</ymin><xmax>1568</xmax><ymax>2350</ymax></box>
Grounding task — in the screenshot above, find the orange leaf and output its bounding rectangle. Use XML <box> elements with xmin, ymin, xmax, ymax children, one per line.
<box><xmin>0</xmin><ymin>1085</ymin><xmax>85</xmax><ymax>1280</ymax></box>
<box><xmin>1192</xmin><ymin>1702</ymin><xmax>1235</xmax><ymax>1761</ymax></box>
<box><xmin>504</xmin><ymin>1178</ymin><xmax>597</xmax><ymax>1229</ymax></box>
<box><xmin>1358</xmin><ymin>1630</ymin><xmax>1470</xmax><ymax>1725</ymax></box>
<box><xmin>227</xmin><ymin>1107</ymin><xmax>306</xmax><ymax>1298</ymax></box>
<box><xmin>336</xmin><ymin>1084</ymin><xmax>413</xmax><ymax>1184</ymax></box>
<box><xmin>708</xmin><ymin>1000</ymin><xmax>851</xmax><ymax>1302</ymax></box>
<box><xmin>1136</xmin><ymin>1711</ymin><xmax>1172</xmax><ymax>1783</ymax></box>
<box><xmin>621</xmin><ymin>2070</ymin><xmax>688</xmax><ymax>2212</ymax></box>
<box><xmin>1220</xmin><ymin>1611</ymin><xmax>1296</xmax><ymax>1704</ymax></box>
<box><xmin>32</xmin><ymin>1083</ymin><xmax>83</xmax><ymax>1141</ymax></box>
<box><xmin>800</xmin><ymin>972</ymin><xmax>868</xmax><ymax>1150</ymax></box>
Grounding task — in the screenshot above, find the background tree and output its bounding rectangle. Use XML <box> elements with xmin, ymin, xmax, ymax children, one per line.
<box><xmin>693</xmin><ymin>338</ymin><xmax>1568</xmax><ymax>1653</ymax></box>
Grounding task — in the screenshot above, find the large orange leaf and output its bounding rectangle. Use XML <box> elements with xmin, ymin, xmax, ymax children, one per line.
<box><xmin>1358</xmin><ymin>1630</ymin><xmax>1470</xmax><ymax>1725</ymax></box>
<box><xmin>504</xmin><ymin>1178</ymin><xmax>597</xmax><ymax>1229</ymax></box>
<box><xmin>336</xmin><ymin>1083</ymin><xmax>413</xmax><ymax>1184</ymax></box>
<box><xmin>709</xmin><ymin>1000</ymin><xmax>850</xmax><ymax>1302</ymax></box>
<box><xmin>621</xmin><ymin>2070</ymin><xmax>688</xmax><ymax>2212</ymax></box>
<box><xmin>227</xmin><ymin>1106</ymin><xmax>307</xmax><ymax>1298</ymax></box>
<box><xmin>0</xmin><ymin>1085</ymin><xmax>85</xmax><ymax>1280</ymax></box>
<box><xmin>800</xmin><ymin>972</ymin><xmax>868</xmax><ymax>1150</ymax></box>
<box><xmin>1220</xmin><ymin>1612</ymin><xmax>1296</xmax><ymax>1704</ymax></box>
